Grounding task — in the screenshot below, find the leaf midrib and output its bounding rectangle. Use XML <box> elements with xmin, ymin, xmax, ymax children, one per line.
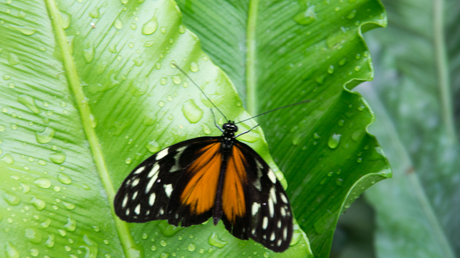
<box><xmin>433</xmin><ymin>0</ymin><xmax>456</xmax><ymax>141</ymax></box>
<box><xmin>246</xmin><ymin>0</ymin><xmax>258</xmax><ymax>115</ymax></box>
<box><xmin>45</xmin><ymin>0</ymin><xmax>137</xmax><ymax>256</ymax></box>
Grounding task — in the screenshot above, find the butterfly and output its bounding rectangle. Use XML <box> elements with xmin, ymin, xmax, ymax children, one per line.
<box><xmin>113</xmin><ymin>65</ymin><xmax>306</xmax><ymax>252</ymax></box>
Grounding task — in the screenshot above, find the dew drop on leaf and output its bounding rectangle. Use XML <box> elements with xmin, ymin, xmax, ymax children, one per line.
<box><xmin>327</xmin><ymin>133</ymin><xmax>341</xmax><ymax>149</ymax></box>
<box><xmin>208</xmin><ymin>232</ymin><xmax>227</xmax><ymax>248</ymax></box>
<box><xmin>34</xmin><ymin>178</ymin><xmax>51</xmax><ymax>189</ymax></box>
<box><xmin>182</xmin><ymin>99</ymin><xmax>203</xmax><ymax>124</ymax></box>
<box><xmin>35</xmin><ymin>127</ymin><xmax>55</xmax><ymax>144</ymax></box>
<box><xmin>142</xmin><ymin>16</ymin><xmax>158</xmax><ymax>35</ymax></box>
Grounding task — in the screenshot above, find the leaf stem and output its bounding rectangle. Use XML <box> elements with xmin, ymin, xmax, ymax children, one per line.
<box><xmin>45</xmin><ymin>0</ymin><xmax>139</xmax><ymax>256</ymax></box>
<box><xmin>433</xmin><ymin>0</ymin><xmax>456</xmax><ymax>141</ymax></box>
<box><xmin>246</xmin><ymin>0</ymin><xmax>259</xmax><ymax>115</ymax></box>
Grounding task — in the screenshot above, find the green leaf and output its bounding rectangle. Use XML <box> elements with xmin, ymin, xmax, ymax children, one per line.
<box><xmin>360</xmin><ymin>0</ymin><xmax>460</xmax><ymax>257</ymax></box>
<box><xmin>176</xmin><ymin>0</ymin><xmax>390</xmax><ymax>257</ymax></box>
<box><xmin>0</xmin><ymin>0</ymin><xmax>389</xmax><ymax>258</ymax></box>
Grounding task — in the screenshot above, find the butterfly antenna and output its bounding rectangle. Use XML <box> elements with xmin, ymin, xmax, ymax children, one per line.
<box><xmin>235</xmin><ymin>99</ymin><xmax>311</xmax><ymax>124</ymax></box>
<box><xmin>171</xmin><ymin>63</ymin><xmax>228</xmax><ymax>121</ymax></box>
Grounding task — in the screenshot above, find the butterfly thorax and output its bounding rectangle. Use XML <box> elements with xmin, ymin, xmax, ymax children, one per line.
<box><xmin>220</xmin><ymin>121</ymin><xmax>238</xmax><ymax>150</ymax></box>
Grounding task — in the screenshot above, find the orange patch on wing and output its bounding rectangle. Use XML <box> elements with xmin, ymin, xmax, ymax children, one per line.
<box><xmin>222</xmin><ymin>146</ymin><xmax>247</xmax><ymax>223</ymax></box>
<box><xmin>181</xmin><ymin>142</ymin><xmax>221</xmax><ymax>215</ymax></box>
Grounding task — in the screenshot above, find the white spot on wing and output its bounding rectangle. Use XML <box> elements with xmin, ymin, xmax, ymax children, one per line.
<box><xmin>270</xmin><ymin>232</ymin><xmax>275</xmax><ymax>241</ymax></box>
<box><xmin>133</xmin><ymin>166</ymin><xmax>145</xmax><ymax>174</ymax></box>
<box><xmin>122</xmin><ymin>196</ymin><xmax>128</xmax><ymax>208</ymax></box>
<box><xmin>252</xmin><ymin>202</ymin><xmax>261</xmax><ymax>216</ymax></box>
<box><xmin>131</xmin><ymin>178</ymin><xmax>140</xmax><ymax>187</ymax></box>
<box><xmin>267</xmin><ymin>170</ymin><xmax>277</xmax><ymax>184</ymax></box>
<box><xmin>159</xmin><ymin>208</ymin><xmax>164</xmax><ymax>215</ymax></box>
<box><xmin>278</xmin><ymin>220</ymin><xmax>282</xmax><ymax>228</ymax></box>
<box><xmin>268</xmin><ymin>199</ymin><xmax>274</xmax><ymax>218</ymax></box>
<box><xmin>281</xmin><ymin>193</ymin><xmax>288</xmax><ymax>203</ymax></box>
<box><xmin>135</xmin><ymin>204</ymin><xmax>141</xmax><ymax>215</ymax></box>
<box><xmin>132</xmin><ymin>191</ymin><xmax>138</xmax><ymax>200</ymax></box>
<box><xmin>149</xmin><ymin>193</ymin><xmax>156</xmax><ymax>206</ymax></box>
<box><xmin>156</xmin><ymin>148</ymin><xmax>169</xmax><ymax>160</ymax></box>
<box><xmin>262</xmin><ymin>217</ymin><xmax>268</xmax><ymax>230</ymax></box>
<box><xmin>253</xmin><ymin>180</ymin><xmax>262</xmax><ymax>191</ymax></box>
<box><xmin>148</xmin><ymin>164</ymin><xmax>160</xmax><ymax>178</ymax></box>
<box><xmin>146</xmin><ymin>177</ymin><xmax>155</xmax><ymax>193</ymax></box>
<box><xmin>283</xmin><ymin>227</ymin><xmax>287</xmax><ymax>240</ymax></box>
<box><xmin>269</xmin><ymin>187</ymin><xmax>277</xmax><ymax>204</ymax></box>
<box><xmin>164</xmin><ymin>184</ymin><xmax>173</xmax><ymax>197</ymax></box>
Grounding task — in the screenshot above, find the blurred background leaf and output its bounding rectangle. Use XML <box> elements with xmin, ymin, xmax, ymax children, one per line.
<box><xmin>335</xmin><ymin>0</ymin><xmax>460</xmax><ymax>257</ymax></box>
<box><xmin>0</xmin><ymin>0</ymin><xmax>389</xmax><ymax>257</ymax></box>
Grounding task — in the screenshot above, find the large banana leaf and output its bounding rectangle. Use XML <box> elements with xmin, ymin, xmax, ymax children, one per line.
<box><xmin>176</xmin><ymin>1</ymin><xmax>390</xmax><ymax>257</ymax></box>
<box><xmin>0</xmin><ymin>0</ymin><xmax>389</xmax><ymax>257</ymax></box>
<box><xmin>360</xmin><ymin>0</ymin><xmax>460</xmax><ymax>257</ymax></box>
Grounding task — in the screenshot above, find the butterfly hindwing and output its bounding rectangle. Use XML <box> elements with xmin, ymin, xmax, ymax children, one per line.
<box><xmin>221</xmin><ymin>141</ymin><xmax>293</xmax><ymax>252</ymax></box>
<box><xmin>114</xmin><ymin>137</ymin><xmax>219</xmax><ymax>223</ymax></box>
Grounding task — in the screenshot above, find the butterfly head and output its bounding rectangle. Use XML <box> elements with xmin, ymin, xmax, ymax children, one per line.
<box><xmin>222</xmin><ymin>121</ymin><xmax>238</xmax><ymax>135</ymax></box>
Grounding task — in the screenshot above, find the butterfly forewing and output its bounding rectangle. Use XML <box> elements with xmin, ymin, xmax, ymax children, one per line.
<box><xmin>114</xmin><ymin>137</ymin><xmax>219</xmax><ymax>223</ymax></box>
<box><xmin>220</xmin><ymin>141</ymin><xmax>293</xmax><ymax>252</ymax></box>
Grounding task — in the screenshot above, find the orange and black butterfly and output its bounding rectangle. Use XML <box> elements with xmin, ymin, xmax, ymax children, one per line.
<box><xmin>114</xmin><ymin>66</ymin><xmax>306</xmax><ymax>252</ymax></box>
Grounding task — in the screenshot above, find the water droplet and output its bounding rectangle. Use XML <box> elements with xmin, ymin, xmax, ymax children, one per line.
<box><xmin>57</xmin><ymin>173</ymin><xmax>72</xmax><ymax>184</ymax></box>
<box><xmin>202</xmin><ymin>124</ymin><xmax>211</xmax><ymax>135</ymax></box>
<box><xmin>146</xmin><ymin>140</ymin><xmax>160</xmax><ymax>153</ymax></box>
<box><xmin>64</xmin><ymin>217</ymin><xmax>77</xmax><ymax>231</ymax></box>
<box><xmin>158</xmin><ymin>220</ymin><xmax>183</xmax><ymax>236</ymax></box>
<box><xmin>90</xmin><ymin>114</ymin><xmax>98</xmax><ymax>128</ymax></box>
<box><xmin>125</xmin><ymin>157</ymin><xmax>132</xmax><ymax>164</ymax></box>
<box><xmin>142</xmin><ymin>16</ymin><xmax>158</xmax><ymax>35</ymax></box>
<box><xmin>347</xmin><ymin>9</ymin><xmax>357</xmax><ymax>19</ymax></box>
<box><xmin>354</xmin><ymin>65</ymin><xmax>361</xmax><ymax>71</ymax></box>
<box><xmin>7</xmin><ymin>24</ymin><xmax>36</xmax><ymax>35</ymax></box>
<box><xmin>5</xmin><ymin>242</ymin><xmax>19</xmax><ymax>258</ymax></box>
<box><xmin>45</xmin><ymin>234</ymin><xmax>54</xmax><ymax>248</ymax></box>
<box><xmin>190</xmin><ymin>62</ymin><xmax>199</xmax><ymax>72</ymax></box>
<box><xmin>63</xmin><ymin>201</ymin><xmax>76</xmax><ymax>210</ymax></box>
<box><xmin>326</xmin><ymin>30</ymin><xmax>349</xmax><ymax>49</ymax></box>
<box><xmin>327</xmin><ymin>65</ymin><xmax>334</xmax><ymax>74</ymax></box>
<box><xmin>18</xmin><ymin>94</ymin><xmax>40</xmax><ymax>114</ymax></box>
<box><xmin>187</xmin><ymin>243</ymin><xmax>196</xmax><ymax>251</ymax></box>
<box><xmin>339</xmin><ymin>58</ymin><xmax>347</xmax><ymax>66</ymax></box>
<box><xmin>315</xmin><ymin>74</ymin><xmax>326</xmax><ymax>84</ymax></box>
<box><xmin>8</xmin><ymin>52</ymin><xmax>20</xmax><ymax>66</ymax></box>
<box><xmin>31</xmin><ymin>197</ymin><xmax>46</xmax><ymax>211</ymax></box>
<box><xmin>338</xmin><ymin>119</ymin><xmax>344</xmax><ymax>127</ymax></box>
<box><xmin>172</xmin><ymin>76</ymin><xmax>181</xmax><ymax>84</ymax></box>
<box><xmin>48</xmin><ymin>152</ymin><xmax>66</xmax><ymax>164</ymax></box>
<box><xmin>160</xmin><ymin>240</ymin><xmax>167</xmax><ymax>246</ymax></box>
<box><xmin>328</xmin><ymin>133</ymin><xmax>341</xmax><ymax>149</ymax></box>
<box><xmin>35</xmin><ymin>127</ymin><xmax>55</xmax><ymax>144</ymax></box>
<box><xmin>83</xmin><ymin>42</ymin><xmax>95</xmax><ymax>63</ymax></box>
<box><xmin>21</xmin><ymin>183</ymin><xmax>30</xmax><ymax>193</ymax></box>
<box><xmin>89</xmin><ymin>7</ymin><xmax>100</xmax><ymax>18</ymax></box>
<box><xmin>34</xmin><ymin>178</ymin><xmax>51</xmax><ymax>189</ymax></box>
<box><xmin>208</xmin><ymin>232</ymin><xmax>227</xmax><ymax>248</ymax></box>
<box><xmin>357</xmin><ymin>105</ymin><xmax>365</xmax><ymax>111</ymax></box>
<box><xmin>114</xmin><ymin>19</ymin><xmax>123</xmax><ymax>29</ymax></box>
<box><xmin>160</xmin><ymin>77</ymin><xmax>167</xmax><ymax>85</ymax></box>
<box><xmin>25</xmin><ymin>228</ymin><xmax>42</xmax><ymax>244</ymax></box>
<box><xmin>294</xmin><ymin>5</ymin><xmax>316</xmax><ymax>25</ymax></box>
<box><xmin>3</xmin><ymin>191</ymin><xmax>21</xmax><ymax>206</ymax></box>
<box><xmin>58</xmin><ymin>229</ymin><xmax>66</xmax><ymax>237</ymax></box>
<box><xmin>182</xmin><ymin>99</ymin><xmax>203</xmax><ymax>123</ymax></box>
<box><xmin>335</xmin><ymin>178</ymin><xmax>344</xmax><ymax>186</ymax></box>
<box><xmin>59</xmin><ymin>11</ymin><xmax>71</xmax><ymax>29</ymax></box>
<box><xmin>2</xmin><ymin>153</ymin><xmax>15</xmax><ymax>164</ymax></box>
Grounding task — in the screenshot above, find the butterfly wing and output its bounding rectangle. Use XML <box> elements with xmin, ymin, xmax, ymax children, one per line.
<box><xmin>221</xmin><ymin>140</ymin><xmax>293</xmax><ymax>252</ymax></box>
<box><xmin>114</xmin><ymin>137</ymin><xmax>220</xmax><ymax>223</ymax></box>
